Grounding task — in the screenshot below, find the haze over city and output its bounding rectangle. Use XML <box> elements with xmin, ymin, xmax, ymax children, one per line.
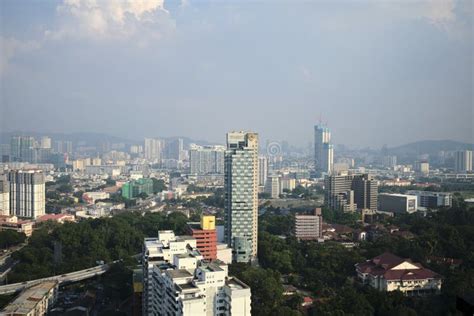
<box><xmin>1</xmin><ymin>0</ymin><xmax>472</xmax><ymax>147</ymax></box>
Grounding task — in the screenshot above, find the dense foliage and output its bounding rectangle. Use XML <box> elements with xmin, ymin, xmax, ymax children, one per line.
<box><xmin>8</xmin><ymin>212</ymin><xmax>189</xmax><ymax>282</ymax></box>
<box><xmin>0</xmin><ymin>231</ymin><xmax>26</xmax><ymax>249</ymax></box>
<box><xmin>236</xmin><ymin>204</ymin><xmax>474</xmax><ymax>315</ymax></box>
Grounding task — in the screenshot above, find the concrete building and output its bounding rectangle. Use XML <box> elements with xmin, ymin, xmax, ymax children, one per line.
<box><xmin>324</xmin><ymin>173</ymin><xmax>378</xmax><ymax>212</ymax></box>
<box><xmin>224</xmin><ymin>131</ymin><xmax>259</xmax><ymax>263</ymax></box>
<box><xmin>142</xmin><ymin>231</ymin><xmax>251</xmax><ymax>316</ymax></box>
<box><xmin>0</xmin><ymin>215</ymin><xmax>34</xmax><ymax>236</ymax></box>
<box><xmin>406</xmin><ymin>190</ymin><xmax>452</xmax><ymax>209</ymax></box>
<box><xmin>414</xmin><ymin>161</ymin><xmax>430</xmax><ymax>175</ymax></box>
<box><xmin>280</xmin><ymin>177</ymin><xmax>296</xmax><ymax>193</ymax></box>
<box><xmin>356</xmin><ymin>253</ymin><xmax>442</xmax><ymax>296</ymax></box>
<box><xmin>295</xmin><ymin>208</ymin><xmax>323</xmax><ymax>240</ymax></box>
<box><xmin>264</xmin><ymin>174</ymin><xmax>280</xmax><ymax>199</ymax></box>
<box><xmin>122</xmin><ymin>178</ymin><xmax>154</xmax><ymax>199</ymax></box>
<box><xmin>378</xmin><ymin>193</ymin><xmax>417</xmax><ymax>214</ymax></box>
<box><xmin>10</xmin><ymin>136</ymin><xmax>36</xmax><ymax>162</ymax></box>
<box><xmin>144</xmin><ymin>138</ymin><xmax>164</xmax><ymax>162</ymax></box>
<box><xmin>8</xmin><ymin>170</ymin><xmax>45</xmax><ymax>219</ymax></box>
<box><xmin>189</xmin><ymin>145</ymin><xmax>225</xmax><ymax>175</ymax></box>
<box><xmin>1</xmin><ymin>281</ymin><xmax>58</xmax><ymax>315</ymax></box>
<box><xmin>186</xmin><ymin>215</ymin><xmax>218</xmax><ymax>260</ymax></box>
<box><xmin>314</xmin><ymin>125</ymin><xmax>333</xmax><ymax>175</ymax></box>
<box><xmin>0</xmin><ymin>175</ymin><xmax>10</xmax><ymax>216</ymax></box>
<box><xmin>258</xmin><ymin>156</ymin><xmax>268</xmax><ymax>188</ymax></box>
<box><xmin>454</xmin><ymin>150</ymin><xmax>473</xmax><ymax>173</ymax></box>
<box><xmin>164</xmin><ymin>138</ymin><xmax>184</xmax><ymax>161</ymax></box>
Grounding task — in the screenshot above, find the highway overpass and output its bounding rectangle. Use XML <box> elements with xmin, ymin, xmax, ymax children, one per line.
<box><xmin>0</xmin><ymin>263</ymin><xmax>111</xmax><ymax>295</ymax></box>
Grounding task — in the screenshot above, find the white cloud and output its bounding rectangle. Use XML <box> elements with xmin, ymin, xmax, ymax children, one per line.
<box><xmin>47</xmin><ymin>0</ymin><xmax>173</xmax><ymax>40</ymax></box>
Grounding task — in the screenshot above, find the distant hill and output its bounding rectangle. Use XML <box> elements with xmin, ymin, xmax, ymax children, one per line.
<box><xmin>388</xmin><ymin>140</ymin><xmax>473</xmax><ymax>156</ymax></box>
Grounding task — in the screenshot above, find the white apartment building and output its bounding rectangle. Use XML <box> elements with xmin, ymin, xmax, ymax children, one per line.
<box><xmin>142</xmin><ymin>231</ymin><xmax>251</xmax><ymax>316</ymax></box>
<box><xmin>8</xmin><ymin>169</ymin><xmax>45</xmax><ymax>219</ymax></box>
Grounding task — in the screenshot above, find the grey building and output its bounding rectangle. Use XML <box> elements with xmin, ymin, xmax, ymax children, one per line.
<box><xmin>454</xmin><ymin>150</ymin><xmax>473</xmax><ymax>173</ymax></box>
<box><xmin>295</xmin><ymin>208</ymin><xmax>323</xmax><ymax>240</ymax></box>
<box><xmin>325</xmin><ymin>173</ymin><xmax>378</xmax><ymax>212</ymax></box>
<box><xmin>224</xmin><ymin>131</ymin><xmax>259</xmax><ymax>263</ymax></box>
<box><xmin>378</xmin><ymin>193</ymin><xmax>417</xmax><ymax>214</ymax></box>
<box><xmin>406</xmin><ymin>190</ymin><xmax>452</xmax><ymax>209</ymax></box>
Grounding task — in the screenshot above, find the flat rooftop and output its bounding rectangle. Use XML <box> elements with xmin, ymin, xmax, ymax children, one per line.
<box><xmin>167</xmin><ymin>269</ymin><xmax>193</xmax><ymax>279</ymax></box>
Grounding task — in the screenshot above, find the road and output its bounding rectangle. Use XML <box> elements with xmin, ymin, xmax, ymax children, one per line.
<box><xmin>0</xmin><ymin>263</ymin><xmax>111</xmax><ymax>295</ymax></box>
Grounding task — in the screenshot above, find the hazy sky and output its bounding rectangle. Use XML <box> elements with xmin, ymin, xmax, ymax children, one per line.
<box><xmin>0</xmin><ymin>0</ymin><xmax>472</xmax><ymax>148</ymax></box>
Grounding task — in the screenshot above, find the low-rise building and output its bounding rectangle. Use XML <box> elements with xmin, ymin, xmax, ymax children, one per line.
<box><xmin>378</xmin><ymin>193</ymin><xmax>417</xmax><ymax>214</ymax></box>
<box><xmin>295</xmin><ymin>208</ymin><xmax>323</xmax><ymax>240</ymax></box>
<box><xmin>406</xmin><ymin>190</ymin><xmax>452</xmax><ymax>209</ymax></box>
<box><xmin>36</xmin><ymin>213</ymin><xmax>76</xmax><ymax>224</ymax></box>
<box><xmin>355</xmin><ymin>252</ymin><xmax>442</xmax><ymax>296</ymax></box>
<box><xmin>0</xmin><ymin>215</ymin><xmax>34</xmax><ymax>236</ymax></box>
<box><xmin>1</xmin><ymin>281</ymin><xmax>58</xmax><ymax>315</ymax></box>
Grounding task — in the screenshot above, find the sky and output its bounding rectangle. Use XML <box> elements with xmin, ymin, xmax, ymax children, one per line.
<box><xmin>0</xmin><ymin>0</ymin><xmax>472</xmax><ymax>148</ymax></box>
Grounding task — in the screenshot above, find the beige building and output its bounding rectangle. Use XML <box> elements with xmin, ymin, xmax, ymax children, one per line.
<box><xmin>1</xmin><ymin>281</ymin><xmax>58</xmax><ymax>315</ymax></box>
<box><xmin>356</xmin><ymin>253</ymin><xmax>442</xmax><ymax>296</ymax></box>
<box><xmin>0</xmin><ymin>175</ymin><xmax>9</xmax><ymax>216</ymax></box>
<box><xmin>295</xmin><ymin>208</ymin><xmax>323</xmax><ymax>240</ymax></box>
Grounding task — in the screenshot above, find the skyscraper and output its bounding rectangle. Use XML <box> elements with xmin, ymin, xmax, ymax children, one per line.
<box><xmin>314</xmin><ymin>125</ymin><xmax>333</xmax><ymax>174</ymax></box>
<box><xmin>224</xmin><ymin>131</ymin><xmax>259</xmax><ymax>263</ymax></box>
<box><xmin>40</xmin><ymin>136</ymin><xmax>52</xmax><ymax>149</ymax></box>
<box><xmin>454</xmin><ymin>150</ymin><xmax>473</xmax><ymax>173</ymax></box>
<box><xmin>258</xmin><ymin>156</ymin><xmax>268</xmax><ymax>188</ymax></box>
<box><xmin>10</xmin><ymin>136</ymin><xmax>36</xmax><ymax>162</ymax></box>
<box><xmin>8</xmin><ymin>169</ymin><xmax>46</xmax><ymax>219</ymax></box>
<box><xmin>144</xmin><ymin>138</ymin><xmax>164</xmax><ymax>162</ymax></box>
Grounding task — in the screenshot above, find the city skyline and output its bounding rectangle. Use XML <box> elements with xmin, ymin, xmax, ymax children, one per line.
<box><xmin>1</xmin><ymin>1</ymin><xmax>472</xmax><ymax>148</ymax></box>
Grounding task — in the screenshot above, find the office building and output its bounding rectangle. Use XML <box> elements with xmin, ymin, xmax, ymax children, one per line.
<box><xmin>1</xmin><ymin>281</ymin><xmax>58</xmax><ymax>315</ymax></box>
<box><xmin>258</xmin><ymin>156</ymin><xmax>268</xmax><ymax>188</ymax></box>
<box><xmin>325</xmin><ymin>173</ymin><xmax>378</xmax><ymax>212</ymax></box>
<box><xmin>356</xmin><ymin>253</ymin><xmax>442</xmax><ymax>295</ymax></box>
<box><xmin>142</xmin><ymin>231</ymin><xmax>251</xmax><ymax>316</ymax></box>
<box><xmin>189</xmin><ymin>144</ymin><xmax>225</xmax><ymax>175</ymax></box>
<box><xmin>144</xmin><ymin>138</ymin><xmax>164</xmax><ymax>162</ymax></box>
<box><xmin>454</xmin><ymin>150</ymin><xmax>473</xmax><ymax>173</ymax></box>
<box><xmin>122</xmin><ymin>178</ymin><xmax>154</xmax><ymax>199</ymax></box>
<box><xmin>406</xmin><ymin>190</ymin><xmax>452</xmax><ymax>209</ymax></box>
<box><xmin>8</xmin><ymin>169</ymin><xmax>45</xmax><ymax>219</ymax></box>
<box><xmin>314</xmin><ymin>125</ymin><xmax>333</xmax><ymax>174</ymax></box>
<box><xmin>0</xmin><ymin>175</ymin><xmax>9</xmax><ymax>216</ymax></box>
<box><xmin>378</xmin><ymin>193</ymin><xmax>417</xmax><ymax>214</ymax></box>
<box><xmin>264</xmin><ymin>174</ymin><xmax>280</xmax><ymax>198</ymax></box>
<box><xmin>224</xmin><ymin>131</ymin><xmax>259</xmax><ymax>263</ymax></box>
<box><xmin>295</xmin><ymin>208</ymin><xmax>323</xmax><ymax>240</ymax></box>
<box><xmin>186</xmin><ymin>215</ymin><xmax>218</xmax><ymax>260</ymax></box>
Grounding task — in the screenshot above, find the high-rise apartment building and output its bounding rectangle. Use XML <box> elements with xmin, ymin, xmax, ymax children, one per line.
<box><xmin>142</xmin><ymin>231</ymin><xmax>251</xmax><ymax>316</ymax></box>
<box><xmin>224</xmin><ymin>131</ymin><xmax>259</xmax><ymax>263</ymax></box>
<box><xmin>40</xmin><ymin>136</ymin><xmax>52</xmax><ymax>149</ymax></box>
<box><xmin>454</xmin><ymin>150</ymin><xmax>473</xmax><ymax>173</ymax></box>
<box><xmin>10</xmin><ymin>136</ymin><xmax>36</xmax><ymax>162</ymax></box>
<box><xmin>189</xmin><ymin>144</ymin><xmax>225</xmax><ymax>175</ymax></box>
<box><xmin>0</xmin><ymin>175</ymin><xmax>10</xmax><ymax>216</ymax></box>
<box><xmin>325</xmin><ymin>173</ymin><xmax>378</xmax><ymax>212</ymax></box>
<box><xmin>295</xmin><ymin>208</ymin><xmax>323</xmax><ymax>240</ymax></box>
<box><xmin>8</xmin><ymin>170</ymin><xmax>45</xmax><ymax>219</ymax></box>
<box><xmin>164</xmin><ymin>138</ymin><xmax>184</xmax><ymax>160</ymax></box>
<box><xmin>144</xmin><ymin>138</ymin><xmax>164</xmax><ymax>162</ymax></box>
<box><xmin>258</xmin><ymin>156</ymin><xmax>268</xmax><ymax>188</ymax></box>
<box><xmin>314</xmin><ymin>125</ymin><xmax>333</xmax><ymax>174</ymax></box>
